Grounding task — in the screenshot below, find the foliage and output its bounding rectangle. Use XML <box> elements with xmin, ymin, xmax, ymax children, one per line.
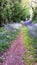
<box><xmin>22</xmin><ymin>26</ymin><xmax>37</xmax><ymax>65</ymax></box>
<box><xmin>2</xmin><ymin>0</ymin><xmax>12</xmax><ymax>23</ymax></box>
<box><xmin>0</xmin><ymin>57</ymin><xmax>4</xmax><ymax>63</ymax></box>
<box><xmin>29</xmin><ymin>0</ymin><xmax>37</xmax><ymax>22</ymax></box>
<box><xmin>0</xmin><ymin>0</ymin><xmax>12</xmax><ymax>26</ymax></box>
<box><xmin>11</xmin><ymin>1</ymin><xmax>30</xmax><ymax>22</ymax></box>
<box><xmin>32</xmin><ymin>6</ymin><xmax>37</xmax><ymax>22</ymax></box>
<box><xmin>0</xmin><ymin>0</ymin><xmax>30</xmax><ymax>25</ymax></box>
<box><xmin>20</xmin><ymin>6</ymin><xmax>30</xmax><ymax>20</ymax></box>
<box><xmin>0</xmin><ymin>27</ymin><xmax>20</xmax><ymax>54</ymax></box>
<box><xmin>21</xmin><ymin>0</ymin><xmax>29</xmax><ymax>7</ymax></box>
<box><xmin>11</xmin><ymin>1</ymin><xmax>22</xmax><ymax>22</ymax></box>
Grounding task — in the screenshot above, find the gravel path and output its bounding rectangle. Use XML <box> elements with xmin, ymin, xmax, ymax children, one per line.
<box><xmin>0</xmin><ymin>31</ymin><xmax>26</xmax><ymax>65</ymax></box>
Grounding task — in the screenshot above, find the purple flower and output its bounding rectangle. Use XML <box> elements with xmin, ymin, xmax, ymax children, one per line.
<box><xmin>24</xmin><ymin>20</ymin><xmax>32</xmax><ymax>25</ymax></box>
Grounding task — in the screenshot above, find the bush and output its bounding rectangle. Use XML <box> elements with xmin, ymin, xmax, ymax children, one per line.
<box><xmin>2</xmin><ymin>1</ymin><xmax>12</xmax><ymax>24</ymax></box>
<box><xmin>11</xmin><ymin>1</ymin><xmax>30</xmax><ymax>22</ymax></box>
<box><xmin>0</xmin><ymin>0</ymin><xmax>13</xmax><ymax>27</ymax></box>
<box><xmin>0</xmin><ymin>0</ymin><xmax>30</xmax><ymax>26</ymax></box>
<box><xmin>11</xmin><ymin>1</ymin><xmax>22</xmax><ymax>22</ymax></box>
<box><xmin>20</xmin><ymin>6</ymin><xmax>30</xmax><ymax>21</ymax></box>
<box><xmin>32</xmin><ymin>6</ymin><xmax>37</xmax><ymax>22</ymax></box>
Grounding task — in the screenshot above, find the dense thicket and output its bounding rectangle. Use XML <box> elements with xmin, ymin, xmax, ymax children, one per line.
<box><xmin>0</xmin><ymin>0</ymin><xmax>30</xmax><ymax>27</ymax></box>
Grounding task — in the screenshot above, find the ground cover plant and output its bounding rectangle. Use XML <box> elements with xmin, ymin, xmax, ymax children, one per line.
<box><xmin>0</xmin><ymin>26</ymin><xmax>20</xmax><ymax>55</ymax></box>
<box><xmin>22</xmin><ymin>26</ymin><xmax>37</xmax><ymax>65</ymax></box>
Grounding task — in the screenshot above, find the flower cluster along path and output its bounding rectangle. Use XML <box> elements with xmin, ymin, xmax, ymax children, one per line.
<box><xmin>0</xmin><ymin>30</ymin><xmax>26</xmax><ymax>65</ymax></box>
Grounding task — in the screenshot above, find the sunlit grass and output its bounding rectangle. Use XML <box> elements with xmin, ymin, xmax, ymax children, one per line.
<box><xmin>22</xmin><ymin>26</ymin><xmax>37</xmax><ymax>65</ymax></box>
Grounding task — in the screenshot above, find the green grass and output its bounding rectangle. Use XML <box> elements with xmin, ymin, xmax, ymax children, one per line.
<box><xmin>22</xmin><ymin>26</ymin><xmax>37</xmax><ymax>65</ymax></box>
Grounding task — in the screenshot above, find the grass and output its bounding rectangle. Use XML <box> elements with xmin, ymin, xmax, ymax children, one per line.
<box><xmin>0</xmin><ymin>27</ymin><xmax>20</xmax><ymax>54</ymax></box>
<box><xmin>22</xmin><ymin>26</ymin><xmax>37</xmax><ymax>65</ymax></box>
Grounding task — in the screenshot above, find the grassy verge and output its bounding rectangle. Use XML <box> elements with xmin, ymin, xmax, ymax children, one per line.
<box><xmin>22</xmin><ymin>26</ymin><xmax>37</xmax><ymax>65</ymax></box>
<box><xmin>0</xmin><ymin>27</ymin><xmax>21</xmax><ymax>54</ymax></box>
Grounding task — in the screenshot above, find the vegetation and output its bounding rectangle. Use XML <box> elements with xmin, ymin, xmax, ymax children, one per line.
<box><xmin>2</xmin><ymin>1</ymin><xmax>12</xmax><ymax>23</ymax></box>
<box><xmin>11</xmin><ymin>1</ymin><xmax>22</xmax><ymax>22</ymax></box>
<box><xmin>32</xmin><ymin>6</ymin><xmax>37</xmax><ymax>22</ymax></box>
<box><xmin>0</xmin><ymin>27</ymin><xmax>20</xmax><ymax>54</ymax></box>
<box><xmin>0</xmin><ymin>0</ymin><xmax>37</xmax><ymax>64</ymax></box>
<box><xmin>0</xmin><ymin>0</ymin><xmax>12</xmax><ymax>26</ymax></box>
<box><xmin>11</xmin><ymin>1</ymin><xmax>30</xmax><ymax>22</ymax></box>
<box><xmin>30</xmin><ymin>0</ymin><xmax>37</xmax><ymax>22</ymax></box>
<box><xmin>0</xmin><ymin>0</ymin><xmax>30</xmax><ymax>27</ymax></box>
<box><xmin>22</xmin><ymin>26</ymin><xmax>37</xmax><ymax>65</ymax></box>
<box><xmin>0</xmin><ymin>57</ymin><xmax>4</xmax><ymax>63</ymax></box>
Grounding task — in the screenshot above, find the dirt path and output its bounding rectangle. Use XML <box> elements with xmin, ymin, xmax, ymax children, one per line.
<box><xmin>1</xmin><ymin>31</ymin><xmax>26</xmax><ymax>65</ymax></box>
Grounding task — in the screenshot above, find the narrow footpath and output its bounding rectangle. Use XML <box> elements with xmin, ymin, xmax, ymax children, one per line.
<box><xmin>1</xmin><ymin>31</ymin><xmax>26</xmax><ymax>65</ymax></box>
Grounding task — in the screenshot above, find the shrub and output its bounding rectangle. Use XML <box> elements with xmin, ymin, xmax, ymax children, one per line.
<box><xmin>20</xmin><ymin>6</ymin><xmax>30</xmax><ymax>21</ymax></box>
<box><xmin>0</xmin><ymin>0</ymin><xmax>12</xmax><ymax>27</ymax></box>
<box><xmin>2</xmin><ymin>1</ymin><xmax>12</xmax><ymax>24</ymax></box>
<box><xmin>32</xmin><ymin>6</ymin><xmax>37</xmax><ymax>22</ymax></box>
<box><xmin>0</xmin><ymin>0</ymin><xmax>30</xmax><ymax>25</ymax></box>
<box><xmin>11</xmin><ymin>1</ymin><xmax>30</xmax><ymax>22</ymax></box>
<box><xmin>11</xmin><ymin>1</ymin><xmax>22</xmax><ymax>22</ymax></box>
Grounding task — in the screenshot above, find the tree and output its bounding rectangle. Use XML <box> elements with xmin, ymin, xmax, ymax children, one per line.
<box><xmin>32</xmin><ymin>6</ymin><xmax>37</xmax><ymax>21</ymax></box>
<box><xmin>0</xmin><ymin>0</ymin><xmax>5</xmax><ymax>27</ymax></box>
<box><xmin>11</xmin><ymin>1</ymin><xmax>23</xmax><ymax>22</ymax></box>
<box><xmin>0</xmin><ymin>0</ymin><xmax>12</xmax><ymax>27</ymax></box>
<box><xmin>29</xmin><ymin>0</ymin><xmax>37</xmax><ymax>21</ymax></box>
<box><xmin>2</xmin><ymin>1</ymin><xmax>12</xmax><ymax>23</ymax></box>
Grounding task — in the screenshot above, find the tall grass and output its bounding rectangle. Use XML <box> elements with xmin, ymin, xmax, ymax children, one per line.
<box><xmin>22</xmin><ymin>26</ymin><xmax>37</xmax><ymax>65</ymax></box>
